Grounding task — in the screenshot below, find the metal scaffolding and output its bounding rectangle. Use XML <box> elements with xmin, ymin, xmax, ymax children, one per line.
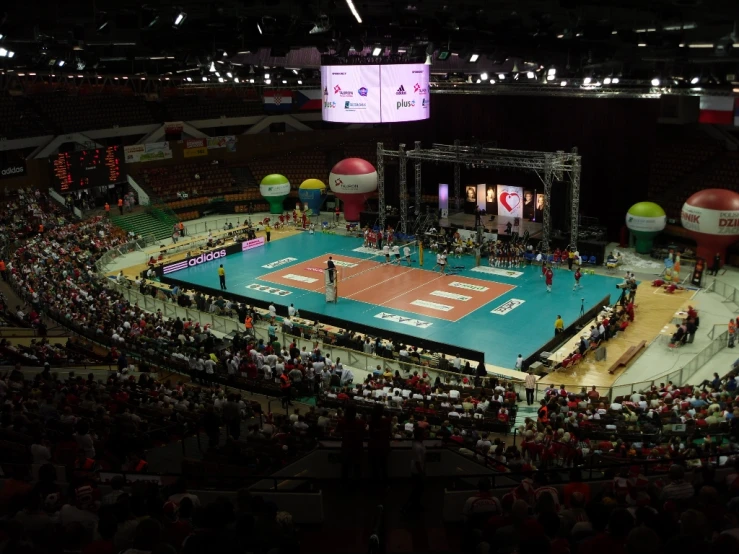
<box><xmin>413</xmin><ymin>141</ymin><xmax>422</xmax><ymax>216</ymax></box>
<box><xmin>376</xmin><ymin>141</ymin><xmax>583</xmax><ymax>251</ymax></box>
<box><xmin>398</xmin><ymin>143</ymin><xmax>408</xmax><ymax>234</ymax></box>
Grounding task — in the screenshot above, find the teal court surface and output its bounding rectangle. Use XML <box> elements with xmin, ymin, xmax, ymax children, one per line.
<box><xmin>164</xmin><ymin>232</ymin><xmax>620</xmax><ymax>367</ymax></box>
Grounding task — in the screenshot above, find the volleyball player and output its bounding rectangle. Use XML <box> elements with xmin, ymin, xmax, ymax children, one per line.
<box><xmin>392</xmin><ymin>244</ymin><xmax>401</xmax><ymax>263</ymax></box>
<box><xmin>403</xmin><ymin>244</ymin><xmax>412</xmax><ymax>265</ymax></box>
<box><xmin>383</xmin><ymin>243</ymin><xmax>391</xmax><ymax>263</ymax></box>
<box><xmin>439</xmin><ymin>250</ymin><xmax>448</xmax><ymax>274</ymax></box>
<box><xmin>573</xmin><ymin>267</ymin><xmax>582</xmax><ymax>290</ymax></box>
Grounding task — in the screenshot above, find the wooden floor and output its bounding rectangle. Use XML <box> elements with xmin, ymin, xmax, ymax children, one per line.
<box><xmin>539</xmin><ymin>286</ymin><xmax>694</xmax><ymax>389</ymax></box>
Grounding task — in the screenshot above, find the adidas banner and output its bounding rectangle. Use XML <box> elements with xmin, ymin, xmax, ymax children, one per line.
<box><xmin>0</xmin><ymin>160</ymin><xmax>27</xmax><ymax>180</ymax></box>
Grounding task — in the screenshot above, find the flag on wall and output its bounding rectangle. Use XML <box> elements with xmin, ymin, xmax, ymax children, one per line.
<box><xmin>698</xmin><ymin>96</ymin><xmax>734</xmax><ymax>124</ymax></box>
<box><xmin>263</xmin><ymin>90</ymin><xmax>293</xmax><ymax>112</ymax></box>
<box><xmin>295</xmin><ymin>90</ymin><xmax>322</xmax><ymax>110</ymax></box>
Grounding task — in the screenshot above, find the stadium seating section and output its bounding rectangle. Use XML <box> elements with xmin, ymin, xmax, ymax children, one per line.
<box><xmin>163</xmin><ymin>95</ymin><xmax>264</xmax><ymax>120</ymax></box>
<box><xmin>0</xmin><ymin>93</ymin><xmax>51</xmax><ymax>138</ymax></box>
<box><xmin>138</xmin><ymin>163</ymin><xmax>236</xmax><ymax>202</ymax></box>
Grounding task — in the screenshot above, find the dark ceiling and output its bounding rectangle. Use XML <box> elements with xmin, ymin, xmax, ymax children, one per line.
<box><xmin>0</xmin><ymin>1</ymin><xmax>737</xmax><ymax>84</ymax></box>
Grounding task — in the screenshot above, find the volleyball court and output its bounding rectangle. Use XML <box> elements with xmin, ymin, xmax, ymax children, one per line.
<box><xmin>258</xmin><ymin>241</ymin><xmax>513</xmax><ymax>321</ymax></box>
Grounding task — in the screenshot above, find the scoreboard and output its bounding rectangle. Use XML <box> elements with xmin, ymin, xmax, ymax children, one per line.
<box><xmin>50</xmin><ymin>146</ymin><xmax>124</xmax><ymax>191</ymax></box>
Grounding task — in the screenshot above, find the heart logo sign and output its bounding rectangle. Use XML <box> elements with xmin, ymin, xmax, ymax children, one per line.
<box><xmin>500</xmin><ymin>192</ymin><xmax>521</xmax><ymax>213</ymax></box>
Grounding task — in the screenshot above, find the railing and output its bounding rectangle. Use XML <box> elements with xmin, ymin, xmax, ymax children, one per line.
<box><xmin>707</xmin><ymin>278</ymin><xmax>739</xmax><ymax>309</ymax></box>
<box><xmin>181</xmin><ymin>215</ymin><xmax>259</xmax><ymax>237</ymax></box>
<box><xmin>94</xmin><ymin>233</ymin><xmax>159</xmax><ymax>275</ymax></box>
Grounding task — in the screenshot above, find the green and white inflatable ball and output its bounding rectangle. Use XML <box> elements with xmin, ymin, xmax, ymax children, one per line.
<box><xmin>259</xmin><ymin>174</ymin><xmax>291</xmax><ymax>214</ymax></box>
<box><xmin>626</xmin><ymin>202</ymin><xmax>666</xmax><ymax>254</ymax></box>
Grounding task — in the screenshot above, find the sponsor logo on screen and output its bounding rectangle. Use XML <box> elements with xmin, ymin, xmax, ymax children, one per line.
<box><xmin>397</xmin><ymin>99</ymin><xmax>416</xmax><ymax>110</ymax></box>
<box><xmin>344</xmin><ymin>101</ymin><xmax>367</xmax><ymax>110</ymax></box>
<box><xmin>323</xmin><ymin>101</ymin><xmax>337</xmax><ymax>108</ymax></box>
<box><xmin>413</xmin><ymin>83</ymin><xmax>427</xmax><ymax>94</ymax></box>
<box><xmin>323</xmin><ymin>87</ymin><xmax>328</xmax><ymax>96</ymax></box>
<box><xmin>333</xmin><ymin>85</ymin><xmax>341</xmax><ymax>94</ymax></box>
<box><xmin>396</xmin><ymin>84</ymin><xmax>407</xmax><ymax>95</ymax></box>
<box><xmin>422</xmin><ymin>98</ymin><xmax>429</xmax><ymax>109</ymax></box>
<box><xmin>358</xmin><ymin>87</ymin><xmax>368</xmax><ymax>96</ymax></box>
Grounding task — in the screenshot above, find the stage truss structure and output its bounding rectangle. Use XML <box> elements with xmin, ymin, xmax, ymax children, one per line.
<box><xmin>376</xmin><ymin>142</ymin><xmax>582</xmax><ymax>251</ymax></box>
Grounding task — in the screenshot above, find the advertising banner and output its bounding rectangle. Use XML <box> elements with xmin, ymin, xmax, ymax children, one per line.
<box><xmin>206</xmin><ymin>136</ymin><xmax>237</xmax><ymax>150</ymax></box>
<box><xmin>124</xmin><ymin>142</ymin><xmax>172</xmax><ymax>164</ymax></box>
<box><xmin>165</xmin><ymin>121</ymin><xmax>184</xmax><ymax>134</ymax></box>
<box><xmin>183</xmin><ymin>147</ymin><xmax>208</xmax><ymax>158</ymax></box>
<box><xmin>496</xmin><ymin>185</ymin><xmax>524</xmax><ymax>219</ymax></box>
<box><xmin>184</xmin><ymin>139</ymin><xmax>206</xmax><ymax>149</ymax></box>
<box><xmin>0</xmin><ymin>161</ymin><xmax>27</xmax><ymax>180</ymax></box>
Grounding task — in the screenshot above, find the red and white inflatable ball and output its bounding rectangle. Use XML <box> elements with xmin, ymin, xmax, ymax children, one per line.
<box><xmin>329</xmin><ymin>158</ymin><xmax>378</xmax><ymax>221</ymax></box>
<box><xmin>681</xmin><ymin>188</ymin><xmax>739</xmax><ymax>261</ymax></box>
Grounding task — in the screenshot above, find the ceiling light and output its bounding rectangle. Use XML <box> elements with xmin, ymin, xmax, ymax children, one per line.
<box><xmin>526</xmin><ymin>71</ymin><xmax>535</xmax><ymax>79</ymax></box>
<box><xmin>546</xmin><ymin>74</ymin><xmax>554</xmax><ymax>81</ymax></box>
<box><xmin>603</xmin><ymin>77</ymin><xmax>612</xmax><ymax>85</ymax></box>
<box><xmin>690</xmin><ymin>76</ymin><xmax>700</xmax><ymax>84</ymax></box>
<box><xmin>0</xmin><ymin>34</ymin><xmax>3</xmax><ymax>40</ymax></box>
<box><xmin>372</xmin><ymin>47</ymin><xmax>382</xmax><ymax>56</ymax></box>
<box><xmin>292</xmin><ymin>69</ymin><xmax>299</xmax><ymax>74</ymax></box>
<box><xmin>234</xmin><ymin>77</ymin><xmax>239</xmax><ymax>83</ymax></box>
<box><xmin>226</xmin><ymin>72</ymin><xmax>232</xmax><ymax>78</ymax></box>
<box><xmin>282</xmin><ymin>79</ymin><xmax>287</xmax><ymax>84</ymax></box>
<box><xmin>186</xmin><ymin>77</ymin><xmax>192</xmax><ymax>82</ymax></box>
<box><xmin>257</xmin><ymin>23</ymin><xmax>263</xmax><ymax>35</ymax></box>
<box><xmin>480</xmin><ymin>72</ymin><xmax>488</xmax><ymax>81</ymax></box>
<box><xmin>215</xmin><ymin>72</ymin><xmax>220</xmax><ymax>77</ymax></box>
<box><xmin>651</xmin><ymin>77</ymin><xmax>660</xmax><ymax>86</ymax></box>
<box><xmin>498</xmin><ymin>73</ymin><xmax>505</xmax><ymax>80</ymax></box>
<box><xmin>265</xmin><ymin>79</ymin><xmax>271</xmax><ymax>84</ymax></box>
<box><xmin>0</xmin><ymin>48</ymin><xmax>7</xmax><ymax>57</ymax></box>
<box><xmin>209</xmin><ymin>62</ymin><xmax>216</xmax><ymax>72</ymax></box>
<box><xmin>345</xmin><ymin>0</ymin><xmax>362</xmax><ymax>24</ymax></box>
<box><xmin>218</xmin><ymin>77</ymin><xmax>224</xmax><ymax>83</ymax></box>
<box><xmin>489</xmin><ymin>79</ymin><xmax>495</xmax><ymax>84</ymax></box>
<box><xmin>547</xmin><ymin>68</ymin><xmax>556</xmax><ymax>76</ymax></box>
<box><xmin>583</xmin><ymin>77</ymin><xmax>592</xmax><ymax>85</ymax></box>
<box><xmin>249</xmin><ymin>78</ymin><xmax>255</xmax><ymax>83</ymax></box>
<box><xmin>612</xmin><ymin>77</ymin><xmax>619</xmax><ymax>84</ymax></box>
<box><xmin>174</xmin><ymin>12</ymin><xmax>187</xmax><ymax>27</ymax></box>
<box><xmin>469</xmin><ymin>54</ymin><xmax>479</xmax><ymax>63</ymax></box>
<box><xmin>264</xmin><ymin>72</ymin><xmax>270</xmax><ymax>79</ymax></box>
<box><xmin>560</xmin><ymin>80</ymin><xmax>567</xmax><ymax>86</ymax></box>
<box><xmin>223</xmin><ymin>52</ymin><xmax>228</xmax><ymax>57</ymax></box>
<box><xmin>202</xmin><ymin>76</ymin><xmax>207</xmax><ymax>82</ymax></box>
<box><xmin>475</xmin><ymin>78</ymin><xmax>481</xmax><ymax>83</ymax></box>
<box><xmin>297</xmin><ymin>80</ymin><xmax>302</xmax><ymax>84</ymax></box>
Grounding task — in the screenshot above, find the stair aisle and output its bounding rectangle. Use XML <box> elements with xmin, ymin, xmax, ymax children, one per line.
<box><xmin>111</xmin><ymin>211</ymin><xmax>178</xmax><ymax>241</ymax></box>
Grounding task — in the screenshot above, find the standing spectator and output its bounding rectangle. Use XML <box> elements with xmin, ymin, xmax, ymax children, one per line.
<box><xmin>402</xmin><ymin>427</ymin><xmax>426</xmax><ymax>514</ymax></box>
<box><xmin>222</xmin><ymin>395</ymin><xmax>241</xmax><ymax>440</ymax></box>
<box><xmin>660</xmin><ymin>465</ymin><xmax>695</xmax><ymax>502</ymax></box>
<box><xmin>368</xmin><ymin>404</ymin><xmax>391</xmax><ymax>482</ymax></box>
<box><xmin>524</xmin><ymin>370</ymin><xmax>537</xmax><ymax>406</ymax></box>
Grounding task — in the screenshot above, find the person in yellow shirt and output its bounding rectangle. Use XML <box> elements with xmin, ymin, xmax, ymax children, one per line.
<box><xmin>218</xmin><ymin>264</ymin><xmax>226</xmax><ymax>290</ymax></box>
<box><xmin>554</xmin><ymin>314</ymin><xmax>564</xmax><ymax>336</ymax></box>
<box><xmin>265</xmin><ymin>223</ymin><xmax>272</xmax><ymax>242</ymax></box>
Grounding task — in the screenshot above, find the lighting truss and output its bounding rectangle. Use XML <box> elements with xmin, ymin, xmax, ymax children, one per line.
<box><xmin>376</xmin><ymin>142</ymin><xmax>583</xmax><ymax>251</ymax></box>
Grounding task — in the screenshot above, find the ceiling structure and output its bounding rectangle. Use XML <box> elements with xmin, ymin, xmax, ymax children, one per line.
<box><xmin>0</xmin><ymin>1</ymin><xmax>737</xmax><ymax>94</ymax></box>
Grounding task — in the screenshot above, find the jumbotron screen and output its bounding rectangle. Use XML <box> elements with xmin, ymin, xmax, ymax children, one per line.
<box><xmin>320</xmin><ymin>63</ymin><xmax>430</xmax><ymax>123</ymax></box>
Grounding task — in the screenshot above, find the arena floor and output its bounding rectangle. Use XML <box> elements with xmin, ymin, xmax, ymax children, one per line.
<box><xmin>163</xmin><ymin>231</ymin><xmax>621</xmax><ymax>366</ymax></box>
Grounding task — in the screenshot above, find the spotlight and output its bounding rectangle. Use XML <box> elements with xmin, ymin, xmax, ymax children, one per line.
<box><xmin>372</xmin><ymin>47</ymin><xmax>382</xmax><ymax>56</ymax></box>
<box><xmin>58</xmin><ymin>59</ymin><xmax>65</xmax><ymax>66</ymax></box>
<box><xmin>526</xmin><ymin>71</ymin><xmax>535</xmax><ymax>79</ymax></box>
<box><xmin>690</xmin><ymin>76</ymin><xmax>700</xmax><ymax>84</ymax></box>
<box><xmin>202</xmin><ymin>76</ymin><xmax>207</xmax><ymax>82</ymax></box>
<box><xmin>265</xmin><ymin>79</ymin><xmax>271</xmax><ymax>84</ymax></box>
<box><xmin>249</xmin><ymin>78</ymin><xmax>255</xmax><ymax>83</ymax></box>
<box><xmin>292</xmin><ymin>69</ymin><xmax>299</xmax><ymax>74</ymax></box>
<box><xmin>209</xmin><ymin>62</ymin><xmax>216</xmax><ymax>72</ymax></box>
<box><xmin>345</xmin><ymin>0</ymin><xmax>362</xmax><ymax>24</ymax></box>
<box><xmin>498</xmin><ymin>73</ymin><xmax>505</xmax><ymax>80</ymax></box>
<box><xmin>234</xmin><ymin>77</ymin><xmax>239</xmax><ymax>83</ymax></box>
<box><xmin>547</xmin><ymin>67</ymin><xmax>556</xmax><ymax>76</ymax></box>
<box><xmin>173</xmin><ymin>12</ymin><xmax>187</xmax><ymax>27</ymax></box>
<box><xmin>264</xmin><ymin>72</ymin><xmax>270</xmax><ymax>79</ymax></box>
<box><xmin>223</xmin><ymin>52</ymin><xmax>228</xmax><ymax>57</ymax></box>
<box><xmin>612</xmin><ymin>77</ymin><xmax>619</xmax><ymax>84</ymax></box>
<box><xmin>560</xmin><ymin>80</ymin><xmax>567</xmax><ymax>86</ymax></box>
<box><xmin>218</xmin><ymin>77</ymin><xmax>224</xmax><ymax>83</ymax></box>
<box><xmin>480</xmin><ymin>72</ymin><xmax>488</xmax><ymax>81</ymax></box>
<box><xmin>489</xmin><ymin>79</ymin><xmax>495</xmax><ymax>84</ymax></box>
<box><xmin>282</xmin><ymin>79</ymin><xmax>287</xmax><ymax>84</ymax></box>
<box><xmin>651</xmin><ymin>77</ymin><xmax>660</xmax><ymax>86</ymax></box>
<box><xmin>603</xmin><ymin>77</ymin><xmax>612</xmax><ymax>85</ymax></box>
<box><xmin>583</xmin><ymin>77</ymin><xmax>592</xmax><ymax>85</ymax></box>
<box><xmin>215</xmin><ymin>72</ymin><xmax>220</xmax><ymax>77</ymax></box>
<box><xmin>469</xmin><ymin>53</ymin><xmax>479</xmax><ymax>62</ymax></box>
<box><xmin>6</xmin><ymin>51</ymin><xmax>13</xmax><ymax>58</ymax></box>
<box><xmin>546</xmin><ymin>74</ymin><xmax>554</xmax><ymax>81</ymax></box>
<box><xmin>475</xmin><ymin>78</ymin><xmax>481</xmax><ymax>83</ymax></box>
<box><xmin>257</xmin><ymin>23</ymin><xmax>263</xmax><ymax>34</ymax></box>
<box><xmin>186</xmin><ymin>77</ymin><xmax>192</xmax><ymax>82</ymax></box>
<box><xmin>226</xmin><ymin>72</ymin><xmax>233</xmax><ymax>78</ymax></box>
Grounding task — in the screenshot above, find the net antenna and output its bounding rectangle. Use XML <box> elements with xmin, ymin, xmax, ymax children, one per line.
<box><xmin>324</xmin><ymin>268</ymin><xmax>338</xmax><ymax>303</ymax></box>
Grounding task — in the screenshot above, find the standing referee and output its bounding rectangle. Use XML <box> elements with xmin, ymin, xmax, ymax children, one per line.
<box><xmin>327</xmin><ymin>256</ymin><xmax>336</xmax><ymax>283</ymax></box>
<box><xmin>218</xmin><ymin>264</ymin><xmax>227</xmax><ymax>290</ymax></box>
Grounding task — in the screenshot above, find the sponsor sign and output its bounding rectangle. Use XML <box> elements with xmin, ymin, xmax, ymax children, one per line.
<box><xmin>396</xmin><ymin>99</ymin><xmax>416</xmax><ymax>110</ymax></box>
<box><xmin>353</xmin><ymin>247</ymin><xmax>378</xmax><ymax>254</ymax></box>
<box><xmin>259</xmin><ymin>182</ymin><xmax>291</xmax><ymax>197</ymax></box>
<box><xmin>164</xmin><ymin>121</ymin><xmax>184</xmax><ymax>134</ymax></box>
<box><xmin>375</xmin><ymin>312</ymin><xmax>433</xmax><ymax>329</ymax></box>
<box><xmin>490</xmin><ymin>298</ymin><xmax>525</xmax><ymax>315</ymax></box>
<box><xmin>206</xmin><ymin>136</ymin><xmax>237</xmax><ymax>150</ymax></box>
<box><xmin>449</xmin><ymin>281</ymin><xmax>489</xmax><ymax>292</ymax></box>
<box><xmin>283</xmin><ymin>274</ymin><xmax>318</xmax><ymax>283</ymax></box>
<box><xmin>410</xmin><ymin>299</ymin><xmax>453</xmax><ymax>312</ymax></box>
<box><xmin>163</xmin><ymin>249</ymin><xmax>228</xmax><ymax>275</ymax></box>
<box><xmin>183</xmin><ymin>147</ymin><xmax>208</xmax><ymax>158</ymax></box>
<box><xmin>0</xmin><ymin>164</ymin><xmax>27</xmax><ymax>179</ymax></box>
<box><xmin>344</xmin><ymin>100</ymin><xmax>367</xmax><ymax>111</ymax></box>
<box><xmin>626</xmin><ymin>214</ymin><xmax>666</xmax><ymax>233</ymax></box>
<box><xmin>332</xmin><ymin>260</ymin><xmax>358</xmax><ymax>268</ymax></box>
<box><xmin>305</xmin><ymin>267</ymin><xmax>324</xmax><ymax>273</ymax></box>
<box><xmin>246</xmin><ymin>284</ymin><xmax>292</xmax><ymax>297</ymax></box>
<box><xmin>242</xmin><ymin>237</ymin><xmax>266</xmax><ymax>251</ymax></box>
<box><xmin>471</xmin><ymin>266</ymin><xmax>523</xmax><ymax>278</ymax></box>
<box><xmin>681</xmin><ymin>203</ymin><xmax>739</xmax><ymax>235</ymax></box>
<box><xmin>430</xmin><ymin>290</ymin><xmax>472</xmax><ymax>302</ymax></box>
<box><xmin>184</xmin><ymin>138</ymin><xmax>206</xmax><ymax>149</ymax></box>
<box><xmin>124</xmin><ymin>142</ymin><xmax>172</xmax><ymax>163</ymax></box>
<box><xmin>262</xmin><ymin>257</ymin><xmax>297</xmax><ymax>269</ymax></box>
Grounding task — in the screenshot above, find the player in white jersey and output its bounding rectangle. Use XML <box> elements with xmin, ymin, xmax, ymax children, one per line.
<box><xmin>403</xmin><ymin>245</ymin><xmax>411</xmax><ymax>265</ymax></box>
<box><xmin>392</xmin><ymin>244</ymin><xmax>400</xmax><ymax>263</ymax></box>
<box><xmin>439</xmin><ymin>250</ymin><xmax>448</xmax><ymax>274</ymax></box>
<box><xmin>383</xmin><ymin>244</ymin><xmax>391</xmax><ymax>263</ymax></box>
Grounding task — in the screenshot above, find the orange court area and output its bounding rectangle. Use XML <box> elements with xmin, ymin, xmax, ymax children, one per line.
<box><xmin>258</xmin><ymin>254</ymin><xmax>515</xmax><ymax>321</ymax></box>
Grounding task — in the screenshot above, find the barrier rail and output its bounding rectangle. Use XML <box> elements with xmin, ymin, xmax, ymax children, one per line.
<box><xmin>708</xmin><ymin>278</ymin><xmax>739</xmax><ymax>309</ymax></box>
<box><xmin>94</xmin><ymin>233</ymin><xmax>158</xmax><ymax>275</ymax></box>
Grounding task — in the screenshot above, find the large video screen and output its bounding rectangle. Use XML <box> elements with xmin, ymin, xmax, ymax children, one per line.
<box><xmin>321</xmin><ymin>64</ymin><xmax>430</xmax><ymax>123</ymax></box>
<box><xmin>50</xmin><ymin>146</ymin><xmax>125</xmax><ymax>192</ymax></box>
